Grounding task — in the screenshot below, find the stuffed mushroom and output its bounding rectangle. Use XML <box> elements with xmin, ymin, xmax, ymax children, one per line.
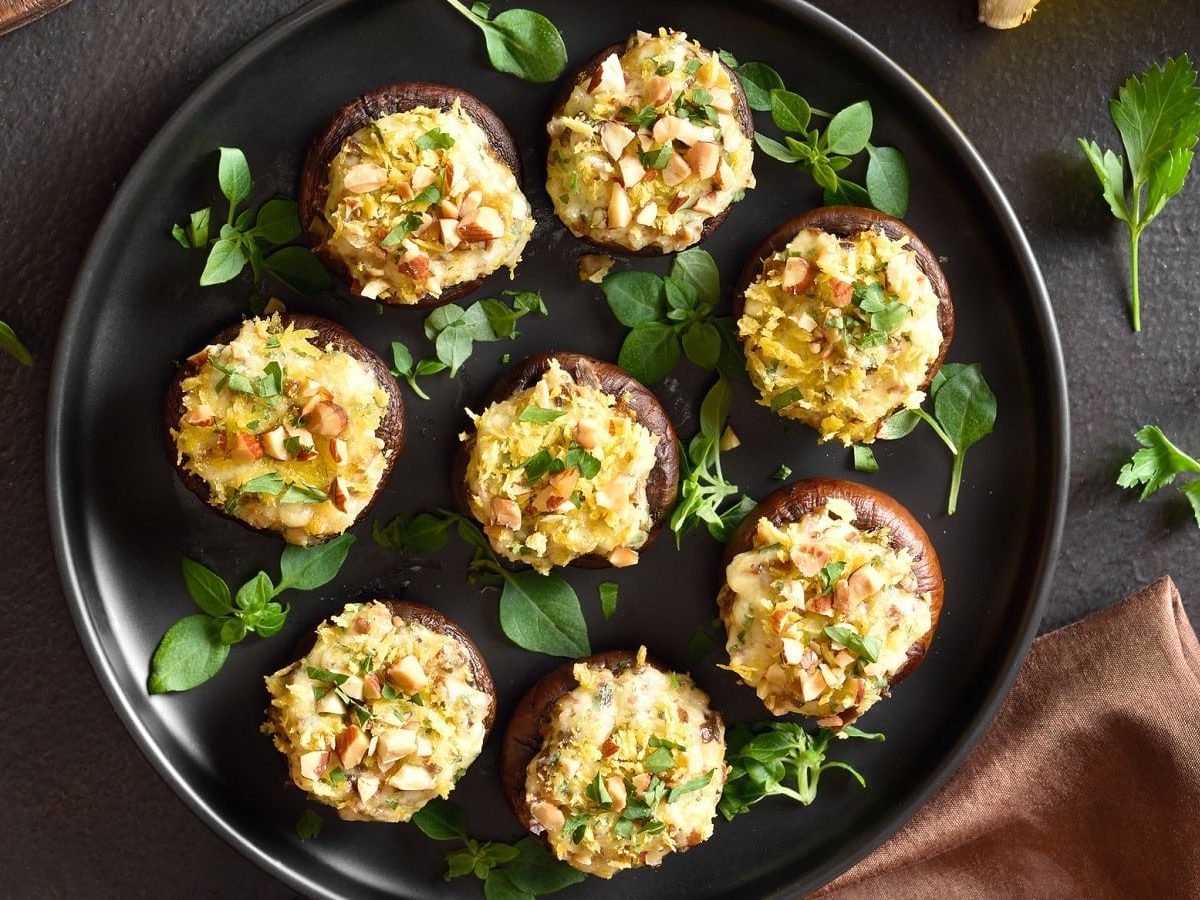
<box><xmin>452</xmin><ymin>353</ymin><xmax>679</xmax><ymax>572</ymax></box>
<box><xmin>263</xmin><ymin>600</ymin><xmax>496</xmax><ymax>822</ymax></box>
<box><xmin>300</xmin><ymin>83</ymin><xmax>535</xmax><ymax>307</ymax></box>
<box><xmin>735</xmin><ymin>207</ymin><xmax>954</xmax><ymax>445</ymax></box>
<box><xmin>501</xmin><ymin>648</ymin><xmax>726</xmax><ymax>878</ymax></box>
<box><xmin>546</xmin><ymin>28</ymin><xmax>755</xmax><ymax>254</ymax></box>
<box><xmin>718</xmin><ymin>478</ymin><xmax>944</xmax><ymax>728</ymax></box>
<box><xmin>165</xmin><ymin>313</ymin><xmax>403</xmax><ymax>544</ymax></box>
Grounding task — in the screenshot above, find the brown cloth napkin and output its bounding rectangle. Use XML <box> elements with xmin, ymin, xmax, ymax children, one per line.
<box><xmin>815</xmin><ymin>577</ymin><xmax>1200</xmax><ymax>899</ymax></box>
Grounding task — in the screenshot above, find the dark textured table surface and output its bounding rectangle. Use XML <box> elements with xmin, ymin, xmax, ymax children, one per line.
<box><xmin>3</xmin><ymin>0</ymin><xmax>1197</xmax><ymax>895</ymax></box>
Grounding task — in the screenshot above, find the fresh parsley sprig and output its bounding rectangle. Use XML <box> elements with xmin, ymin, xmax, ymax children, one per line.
<box><xmin>1117</xmin><ymin>425</ymin><xmax>1200</xmax><ymax>526</ymax></box>
<box><xmin>718</xmin><ymin>721</ymin><xmax>883</xmax><ymax>820</ymax></box>
<box><xmin>601</xmin><ymin>249</ymin><xmax>742</xmax><ymax>385</ymax></box>
<box><xmin>0</xmin><ymin>320</ymin><xmax>31</xmax><ymax>367</ymax></box>
<box><xmin>723</xmin><ymin>52</ymin><xmax>910</xmax><ymax>217</ymax></box>
<box><xmin>413</xmin><ymin>799</ymin><xmax>586</xmax><ymax>898</ymax></box>
<box><xmin>441</xmin><ymin>0</ymin><xmax>567</xmax><ymax>83</ymax></box>
<box><xmin>172</xmin><ymin>147</ymin><xmax>332</xmax><ymax>295</ymax></box>
<box><xmin>373</xmin><ymin>510</ymin><xmax>591</xmax><ymax>658</ymax></box>
<box><xmin>1078</xmin><ymin>55</ymin><xmax>1200</xmax><ymax>332</ymax></box>
<box><xmin>147</xmin><ymin>535</ymin><xmax>355</xmax><ymax>693</ymax></box>
<box><xmin>670</xmin><ymin>376</ymin><xmax>756</xmax><ymax>544</ymax></box>
<box><xmin>878</xmin><ymin>363</ymin><xmax>997</xmax><ymax>515</ymax></box>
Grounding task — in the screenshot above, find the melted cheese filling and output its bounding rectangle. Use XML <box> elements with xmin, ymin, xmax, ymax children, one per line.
<box><xmin>738</xmin><ymin>226</ymin><xmax>944</xmax><ymax>445</ymax></box>
<box><xmin>319</xmin><ymin>100</ymin><xmax>534</xmax><ymax>305</ymax></box>
<box><xmin>263</xmin><ymin>602</ymin><xmax>492</xmax><ymax>822</ymax></box>
<box><xmin>547</xmin><ymin>28</ymin><xmax>755</xmax><ymax>252</ymax></box>
<box><xmin>524</xmin><ymin>649</ymin><xmax>726</xmax><ymax>878</ymax></box>
<box><xmin>172</xmin><ymin>315</ymin><xmax>390</xmax><ymax>545</ymax></box>
<box><xmin>722</xmin><ymin>499</ymin><xmax>932</xmax><ymax>723</ymax></box>
<box><xmin>463</xmin><ymin>360</ymin><xmax>658</xmax><ymax>573</ymax></box>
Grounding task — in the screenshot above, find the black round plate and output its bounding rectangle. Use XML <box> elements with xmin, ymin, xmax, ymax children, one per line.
<box><xmin>47</xmin><ymin>0</ymin><xmax>1067</xmax><ymax>897</ymax></box>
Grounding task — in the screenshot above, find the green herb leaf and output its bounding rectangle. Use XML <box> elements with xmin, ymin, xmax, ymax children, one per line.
<box><xmin>254</xmin><ymin>360</ymin><xmax>284</xmax><ymax>397</ymax></box>
<box><xmin>217</xmin><ymin>147</ymin><xmax>252</xmax><ymax>208</ymax></box>
<box><xmin>200</xmin><ymin>237</ymin><xmax>247</xmax><ymax>285</ymax></box>
<box><xmin>434</xmin><ymin>326</ymin><xmax>474</xmax><ymax>379</ymax></box>
<box><xmin>853</xmin><ymin>445</ymin><xmax>880</xmax><ymax>473</ymax></box>
<box><xmin>305</xmin><ymin>665</ymin><xmax>349</xmax><ymax>684</ymax></box>
<box><xmin>771</xmin><ymin>464</ymin><xmax>792</xmax><ymax>481</ymax></box>
<box><xmin>0</xmin><ymin>320</ymin><xmax>32</xmax><ymax>367</ymax></box>
<box><xmin>445</xmin><ymin>0</ymin><xmax>567</xmax><ymax>83</ymax></box>
<box><xmin>279</xmin><ymin>483</ymin><xmax>328</xmax><ymax>504</ymax></box>
<box><xmin>241</xmin><ymin>472</ymin><xmax>286</xmax><ymax>495</ymax></box>
<box><xmin>824</xmin><ymin>624</ymin><xmax>882</xmax><ymax>663</ymax></box>
<box><xmin>669</xmin><ymin>769</ymin><xmax>714</xmax><ymax>802</ymax></box>
<box><xmin>412</xmin><ymin>798</ymin><xmax>468</xmax><ymax>841</ymax></box>
<box><xmin>769</xmin><ymin>89</ymin><xmax>811</xmax><ymax>133</ymax></box>
<box><xmin>380</xmin><ymin>213</ymin><xmax>424</xmax><ymax>248</ymax></box>
<box><xmin>519</xmin><ymin>405</ymin><xmax>566</xmax><ymax>425</ymax></box>
<box><xmin>770</xmin><ymin>386</ymin><xmax>804</xmax><ymax>411</ymax></box>
<box><xmin>670</xmin><ymin>248</ymin><xmax>721</xmax><ymax>304</ymax></box>
<box><xmin>219</xmin><ymin>617</ymin><xmax>248</xmax><ymax>645</ymax></box>
<box><xmin>825</xmin><ymin>101</ymin><xmax>873</xmax><ymax>155</ymax></box>
<box><xmin>618</xmin><ymin>322</ymin><xmax>679</xmax><ymax>385</ymax></box>
<box><xmin>932</xmin><ymin>364</ymin><xmax>997</xmax><ymax>515</ymax></box>
<box><xmin>817</xmin><ymin>561</ymin><xmax>846</xmax><ymax>594</ymax></box>
<box><xmin>734</xmin><ymin>61</ymin><xmax>785</xmax><ymax>111</ymax></box>
<box><xmin>484</xmin><ymin>870</ymin><xmax>533</xmax><ymax>900</ymax></box>
<box><xmin>234</xmin><ymin>571</ymin><xmax>273</xmax><ymax>613</ymax></box>
<box><xmin>682</xmin><ymin>321</ymin><xmax>721</xmax><ymax>369</ymax></box>
<box><xmin>498</xmin><ymin>571</ymin><xmax>591</xmax><ymax>658</ymax></box>
<box><xmin>373</xmin><ymin>512</ymin><xmax>454</xmax><ymax>555</ymax></box>
<box><xmin>1117</xmin><ymin>425</ymin><xmax>1200</xmax><ymax>524</ymax></box>
<box><xmin>277</xmin><ymin>534</ymin><xmax>356</xmax><ymax>592</ymax></box>
<box><xmin>877</xmin><ymin>409</ymin><xmax>921</xmax><ymax>440</ymax></box>
<box><xmin>598</xmin><ymin>582</ymin><xmax>618</xmax><ymax>620</ymax></box>
<box><xmin>504</xmin><ymin>837</ymin><xmax>587</xmax><ymax>894</ymax></box>
<box><xmin>296</xmin><ymin>809</ymin><xmax>322</xmax><ymax>841</ymax></box>
<box><xmin>754</xmin><ymin>133</ymin><xmax>803</xmax><ymax>163</ymax></box>
<box><xmin>148</xmin><ymin>615</ymin><xmax>230</xmax><ymax>693</ymax></box>
<box><xmin>585</xmin><ymin>772</ymin><xmax>613</xmax><ymax>806</ymax></box>
<box><xmin>180</xmin><ymin>558</ymin><xmax>232</xmax><ymax>617</ymax></box>
<box><xmin>263</xmin><ymin>246</ymin><xmax>332</xmax><ymax>296</ymax></box>
<box><xmin>602</xmin><ymin>271</ymin><xmax>666</xmax><ymax>326</ymax></box>
<box><xmin>253</xmin><ymin>198</ymin><xmax>302</xmax><ymax>243</ymax></box>
<box><xmin>416</xmin><ymin>127</ymin><xmax>456</xmax><ymax>150</ymax></box>
<box><xmin>865</xmin><ymin>145</ymin><xmax>910</xmax><ymax>218</ymax></box>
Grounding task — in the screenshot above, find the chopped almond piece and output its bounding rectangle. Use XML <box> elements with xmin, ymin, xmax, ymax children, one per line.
<box><xmin>578</xmin><ymin>254</ymin><xmax>615</xmax><ymax>283</ymax></box>
<box><xmin>531</xmin><ymin>801</ymin><xmax>565</xmax><ymax>833</ymax></box>
<box><xmin>397</xmin><ymin>251</ymin><xmax>431</xmax><ymax>279</ymax></box>
<box><xmin>662</xmin><ymin>153</ymin><xmax>692</xmax><ymax>187</ymax></box>
<box><xmin>834</xmin><ymin>649</ymin><xmax>856</xmax><ymax>668</ymax></box>
<box><xmin>315</xmin><ymin>692</ymin><xmax>346</xmax><ymax>716</ymax></box>
<box><xmin>459</xmin><ymin>190</ymin><xmax>483</xmax><ymax>221</ymax></box>
<box><xmin>830</xmin><ymin>279</ymin><xmax>854</xmax><ymax>307</ymax></box>
<box><xmin>395</xmin><ymin>182</ymin><xmax>415</xmax><ymax>201</ymax></box>
<box><xmin>328</xmin><ymin>438</ymin><xmax>348</xmax><ymax>465</ymax></box>
<box><xmin>336</xmin><ymin>725</ymin><xmax>370</xmax><ymax>769</ymax></box>
<box><xmin>692</xmin><ymin>192</ymin><xmax>723</xmax><ymax>216</ymax></box>
<box><xmin>438</xmin><ymin>219</ymin><xmax>461</xmax><ymax>250</ymax></box>
<box><xmin>833</xmin><ymin>579</ymin><xmax>851</xmax><ymax>613</ymax></box>
<box><xmin>415</xmin><ymin>736</ymin><xmax>434</xmax><ymax>758</ymax></box>
<box><xmin>458</xmin><ymin>207</ymin><xmax>506</xmax><ymax>242</ymax></box>
<box><xmin>186</xmin><ymin>347</ymin><xmax>211</xmax><ymax>367</ymax></box>
<box><xmin>410</xmin><ymin>166</ymin><xmax>436</xmax><ymax>191</ymax></box>
<box><xmin>362</xmin><ymin>671</ymin><xmax>384</xmax><ymax>700</ymax></box>
<box><xmin>606</xmin><ymin>775</ymin><xmax>627</xmax><ymax>812</ymax></box>
<box><xmin>781</xmin><ymin>637</ymin><xmax>805</xmax><ymax>665</ymax></box>
<box><xmin>356</xmin><ymin>776</ymin><xmax>380</xmax><ymax>804</ymax></box>
<box><xmin>261</xmin><ymin>426</ymin><xmax>288</xmax><ymax>460</ymax></box>
<box><xmin>359</xmin><ymin>278</ymin><xmax>389</xmax><ymax>300</ymax></box>
<box><xmin>438</xmin><ymin>199</ymin><xmax>460</xmax><ymax>219</ymax></box>
<box><xmin>329</xmin><ymin>477</ymin><xmax>349</xmax><ymax>512</ymax></box>
<box><xmin>685</xmin><ymin>142</ymin><xmax>720</xmax><ymax>179</ymax></box>
<box><xmin>632</xmin><ymin>772</ymin><xmax>652</xmax><ymax>792</ymax></box>
<box><xmin>230</xmin><ymin>432</ymin><xmax>263</xmax><ymax>463</ymax></box>
<box><xmin>285</xmin><ymin>425</ymin><xmax>316</xmax><ymax>458</ymax></box>
<box><xmin>389</xmin><ymin>764</ymin><xmax>436</xmax><ymax>792</ymax></box>
<box><xmin>299</xmin><ymin>378</ymin><xmax>330</xmax><ymax>400</ymax></box>
<box><xmin>652</xmin><ymin>115</ymin><xmax>681</xmax><ymax>143</ymax></box>
<box><xmin>800</xmin><ymin>668</ymin><xmax>828</xmax><ymax>702</ymax></box>
<box><xmin>591</xmin><ymin>53</ymin><xmax>625</xmax><ymax>95</ymax></box>
<box><xmin>491</xmin><ymin>497</ymin><xmax>522</xmax><ymax>529</ymax></box>
<box><xmin>385</xmin><ymin>655</ymin><xmax>428</xmax><ymax>693</ymax></box>
<box><xmin>817</xmin><ymin>715</ymin><xmax>844</xmax><ymax>728</ymax></box>
<box><xmin>602</xmin><ymin>738</ymin><xmax>620</xmax><ymax>757</ymax></box>
<box><xmin>182</xmin><ymin>405</ymin><xmax>215</xmax><ymax>427</ymax></box>
<box><xmin>848</xmin><ymin>564</ymin><xmax>885</xmax><ymax>604</ymax></box>
<box><xmin>617</xmin><ymin>154</ymin><xmax>646</xmax><ymax>188</ymax></box>
<box><xmin>299</xmin><ymin>749</ymin><xmax>330</xmax><ymax>780</ymax></box>
<box><xmin>675</xmin><ymin>120</ymin><xmax>715</xmax><ymax>147</ymax></box>
<box><xmin>608</xmin><ymin>183</ymin><xmax>632</xmax><ymax>228</ymax></box>
<box><xmin>343</xmin><ymin>163</ymin><xmax>388</xmax><ymax>193</ymax></box>
<box><xmin>645</xmin><ymin>75</ymin><xmax>673</xmax><ymax>106</ymax></box>
<box><xmin>714</xmin><ymin>159</ymin><xmax>736</xmax><ymax>189</ymax></box>
<box><xmin>340</xmin><ymin>674</ymin><xmax>364</xmax><ymax>701</ymax></box>
<box><xmin>305</xmin><ymin>402</ymin><xmax>349</xmax><ymax>437</ymax></box>
<box><xmin>609</xmin><ymin>547</ymin><xmax>639</xmax><ymax>567</ymax></box>
<box><xmin>707</xmin><ymin>87</ymin><xmax>735</xmax><ymax>112</ymax></box>
<box><xmin>810</xmin><ymin>592</ymin><xmax>834</xmax><ymax>616</ymax></box>
<box><xmin>601</xmin><ymin>122</ymin><xmax>636</xmax><ymax>160</ymax></box>
<box><xmin>668</xmin><ymin>192</ymin><xmax>688</xmax><ymax>213</ymax></box>
<box><xmin>573</xmin><ymin>420</ymin><xmax>599</xmax><ymax>449</ymax></box>
<box><xmin>782</xmin><ymin>257</ymin><xmax>817</xmax><ymax>295</ymax></box>
<box><xmin>635</xmin><ymin>202</ymin><xmax>658</xmax><ymax>226</ymax></box>
<box><xmin>376</xmin><ymin>728</ymin><xmax>417</xmax><ymax>767</ymax></box>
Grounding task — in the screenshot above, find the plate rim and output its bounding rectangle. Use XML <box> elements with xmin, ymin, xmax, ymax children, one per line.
<box><xmin>45</xmin><ymin>0</ymin><xmax>1069</xmax><ymax>897</ymax></box>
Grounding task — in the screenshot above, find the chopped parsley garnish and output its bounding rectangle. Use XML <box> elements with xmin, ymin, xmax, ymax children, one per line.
<box><xmin>415</xmin><ymin>127</ymin><xmax>455</xmax><ymax>150</ymax></box>
<box><xmin>825</xmin><ymin>624</ymin><xmax>882</xmax><ymax>663</ymax></box>
<box><xmin>772</xmin><ymin>464</ymin><xmax>792</xmax><ymax>481</ymax></box>
<box><xmin>381</xmin><ymin>213</ymin><xmax>424</xmax><ymax>248</ymax></box>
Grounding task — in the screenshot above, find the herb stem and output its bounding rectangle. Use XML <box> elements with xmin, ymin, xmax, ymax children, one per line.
<box><xmin>442</xmin><ymin>0</ymin><xmax>482</xmax><ymax>29</ymax></box>
<box><xmin>947</xmin><ymin>452</ymin><xmax>965</xmax><ymax>516</ymax></box>
<box><xmin>915</xmin><ymin>409</ymin><xmax>959</xmax><ymax>455</ymax></box>
<box><xmin>1128</xmin><ymin>221</ymin><xmax>1142</xmax><ymax>332</ymax></box>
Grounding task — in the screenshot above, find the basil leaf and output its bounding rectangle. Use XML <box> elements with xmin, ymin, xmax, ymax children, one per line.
<box><xmin>263</xmin><ymin>246</ymin><xmax>332</xmax><ymax>296</ymax></box>
<box><xmin>824</xmin><ymin>624</ymin><xmax>882</xmax><ymax>663</ymax></box>
<box><xmin>460</xmin><ymin>302</ymin><xmax>500</xmax><ymax>342</ymax></box>
<box><xmin>373</xmin><ymin>512</ymin><xmax>453</xmax><ymax>555</ymax></box>
<box><xmin>416</xmin><ymin>127</ymin><xmax>455</xmax><ymax>150</ymax></box>
<box><xmin>305</xmin><ymin>666</ymin><xmax>349</xmax><ymax>684</ymax></box>
<box><xmin>933</xmin><ymin>364</ymin><xmax>997</xmax><ymax>514</ymax></box>
<box><xmin>769</xmin><ymin>386</ymin><xmax>804</xmax><ymax>411</ymax></box>
<box><xmin>411</xmin><ymin>184</ymin><xmax>442</xmax><ymax>207</ymax></box>
<box><xmin>682</xmin><ymin>321</ymin><xmax>721</xmax><ymax>369</ymax></box>
<box><xmin>669</xmin><ymin>769</ymin><xmax>714</xmax><ymax>802</ymax></box>
<box><xmin>877</xmin><ymin>409</ymin><xmax>921</xmax><ymax>440</ymax></box>
<box><xmin>254</xmin><ymin>360</ymin><xmax>283</xmax><ymax>397</ymax></box>
<box><xmin>435</xmin><ymin>325</ymin><xmax>473</xmax><ymax>377</ymax></box>
<box><xmin>148</xmin><ymin>615</ymin><xmax>230</xmax><ymax>693</ymax></box>
<box><xmin>253</xmin><ymin>197</ymin><xmax>301</xmax><ymax>244</ymax></box>
<box><xmin>669</xmin><ymin>249</ymin><xmax>720</xmax><ymax>304</ymax></box>
<box><xmin>598</xmin><ymin>582</ymin><xmax>618</xmax><ymax>620</ymax></box>
<box><xmin>181</xmin><ymin>557</ymin><xmax>232</xmax><ymax>617</ymax></box>
<box><xmin>504</xmin><ymin>837</ymin><xmax>587</xmax><ymax>894</ymax></box>
<box><xmin>219</xmin><ymin>617</ymin><xmax>248</xmax><ymax>645</ymax></box>
<box><xmin>754</xmin><ymin>133</ymin><xmax>803</xmax><ymax>163</ymax></box>
<box><xmin>818</xmin><ymin>561</ymin><xmax>846</xmax><ymax>593</ymax></box>
<box><xmin>825</xmin><ymin>101</ymin><xmax>874</xmax><ymax>155</ymax></box>
<box><xmin>602</xmin><ymin>271</ymin><xmax>665</xmax><ymax>326</ymax></box>
<box><xmin>699</xmin><ymin>376</ymin><xmax>733</xmax><ymax>439</ymax></box>
<box><xmin>450</xmin><ymin>2</ymin><xmax>568</xmax><ymax>83</ymax></box>
<box><xmin>217</xmin><ymin>147</ymin><xmax>252</xmax><ymax>208</ymax></box>
<box><xmin>769</xmin><ymin>89</ymin><xmax>811</xmax><ymax>133</ymax></box>
<box><xmin>200</xmin><ymin>237</ymin><xmax>247</xmax><ymax>285</ymax></box>
<box><xmin>865</xmin><ymin>145</ymin><xmax>910</xmax><ymax>218</ymax></box>
<box><xmin>277</xmin><ymin>533</ymin><xmax>355</xmax><ymax>592</ymax></box>
<box><xmin>279</xmin><ymin>483</ymin><xmax>328</xmax><ymax>504</ymax></box>
<box><xmin>772</xmin><ymin>464</ymin><xmax>792</xmax><ymax>481</ymax></box>
<box><xmin>235</xmin><ymin>571</ymin><xmax>274</xmax><ymax>612</ymax></box>
<box><xmin>390</xmin><ymin>341</ymin><xmax>415</xmax><ymax>376</ymax></box>
<box><xmin>618</xmin><ymin>322</ymin><xmax>679</xmax><ymax>384</ymax></box>
<box><xmin>734</xmin><ymin>61</ymin><xmax>785</xmax><ymax>111</ymax></box>
<box><xmin>241</xmin><ymin>473</ymin><xmax>286</xmax><ymax>496</ymax></box>
<box><xmin>498</xmin><ymin>571</ymin><xmax>590</xmax><ymax>657</ymax></box>
<box><xmin>412</xmin><ymin>798</ymin><xmax>467</xmax><ymax>841</ymax></box>
<box><xmin>425</xmin><ymin>304</ymin><xmax>466</xmax><ymax>340</ymax></box>
<box><xmin>381</xmin><ymin>213</ymin><xmax>424</xmax><ymax>247</ymax></box>
<box><xmin>484</xmin><ymin>870</ymin><xmax>532</xmax><ymax>900</ymax></box>
<box><xmin>296</xmin><ymin>809</ymin><xmax>323</xmax><ymax>841</ymax></box>
<box><xmin>853</xmin><ymin>445</ymin><xmax>880</xmax><ymax>473</ymax></box>
<box><xmin>519</xmin><ymin>406</ymin><xmax>565</xmax><ymax>424</ymax></box>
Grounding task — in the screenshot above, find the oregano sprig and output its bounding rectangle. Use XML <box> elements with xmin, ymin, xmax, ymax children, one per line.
<box><xmin>147</xmin><ymin>535</ymin><xmax>355</xmax><ymax>693</ymax></box>
<box><xmin>172</xmin><ymin>146</ymin><xmax>332</xmax><ymax>295</ymax></box>
<box><xmin>723</xmin><ymin>52</ymin><xmax>910</xmax><ymax>217</ymax></box>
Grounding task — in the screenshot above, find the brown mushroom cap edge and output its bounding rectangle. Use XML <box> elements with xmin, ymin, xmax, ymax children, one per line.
<box><xmin>719</xmin><ymin>477</ymin><xmax>944</xmax><ymax>696</ymax></box>
<box><xmin>163</xmin><ymin>312</ymin><xmax>405</xmax><ymax>541</ymax></box>
<box><xmin>733</xmin><ymin>206</ymin><xmax>955</xmax><ymax>395</ymax></box>
<box><xmin>548</xmin><ymin>40</ymin><xmax>755</xmax><ymax>257</ymax></box>
<box><xmin>298</xmin><ymin>82</ymin><xmax>525</xmax><ymax>309</ymax></box>
<box><xmin>450</xmin><ymin>352</ymin><xmax>680</xmax><ymax>569</ymax></box>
